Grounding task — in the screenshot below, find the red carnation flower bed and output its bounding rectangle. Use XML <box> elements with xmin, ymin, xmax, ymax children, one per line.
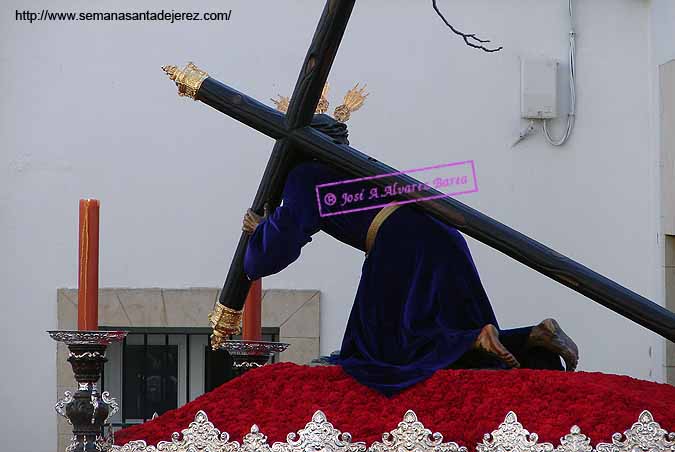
<box><xmin>114</xmin><ymin>363</ymin><xmax>675</xmax><ymax>449</ymax></box>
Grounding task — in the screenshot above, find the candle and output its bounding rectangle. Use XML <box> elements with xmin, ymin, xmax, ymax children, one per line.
<box><xmin>78</xmin><ymin>199</ymin><xmax>100</xmax><ymax>331</ymax></box>
<box><xmin>242</xmin><ymin>279</ymin><xmax>262</xmax><ymax>341</ymax></box>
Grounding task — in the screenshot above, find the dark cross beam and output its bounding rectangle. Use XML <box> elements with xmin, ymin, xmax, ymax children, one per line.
<box><xmin>208</xmin><ymin>0</ymin><xmax>356</xmax><ymax>314</ymax></box>
<box><xmin>163</xmin><ymin>0</ymin><xmax>675</xmax><ymax>344</ymax></box>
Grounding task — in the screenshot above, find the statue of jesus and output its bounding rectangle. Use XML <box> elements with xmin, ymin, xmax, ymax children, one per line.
<box><xmin>241</xmin><ymin>113</ymin><xmax>579</xmax><ymax>396</ymax></box>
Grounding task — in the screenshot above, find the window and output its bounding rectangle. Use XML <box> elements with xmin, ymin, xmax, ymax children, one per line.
<box><xmin>101</xmin><ymin>327</ymin><xmax>279</xmax><ymax>429</ymax></box>
<box><xmin>123</xmin><ymin>342</ymin><xmax>178</xmax><ymax>420</ymax></box>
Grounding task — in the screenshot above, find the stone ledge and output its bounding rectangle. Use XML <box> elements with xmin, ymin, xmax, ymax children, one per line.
<box><xmin>57</xmin><ymin>288</ymin><xmax>321</xmax><ymax>333</ymax></box>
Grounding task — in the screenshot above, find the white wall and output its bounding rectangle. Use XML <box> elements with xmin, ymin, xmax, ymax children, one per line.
<box><xmin>650</xmin><ymin>0</ymin><xmax>675</xmax><ymax>373</ymax></box>
<box><xmin>0</xmin><ymin>1</ymin><xmax>667</xmax><ymax>450</ymax></box>
<box><xmin>651</xmin><ymin>0</ymin><xmax>675</xmax><ymax>65</ymax></box>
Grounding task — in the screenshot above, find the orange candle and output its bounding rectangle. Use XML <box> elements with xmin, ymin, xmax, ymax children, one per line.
<box><xmin>77</xmin><ymin>199</ymin><xmax>99</xmax><ymax>331</ymax></box>
<box><xmin>242</xmin><ymin>279</ymin><xmax>262</xmax><ymax>341</ymax></box>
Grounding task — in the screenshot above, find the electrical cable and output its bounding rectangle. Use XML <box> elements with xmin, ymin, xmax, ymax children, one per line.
<box><xmin>543</xmin><ymin>0</ymin><xmax>576</xmax><ymax>146</ymax></box>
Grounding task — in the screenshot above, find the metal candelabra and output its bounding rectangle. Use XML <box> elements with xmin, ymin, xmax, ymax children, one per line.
<box><xmin>49</xmin><ymin>330</ymin><xmax>127</xmax><ymax>452</ymax></box>
<box><xmin>219</xmin><ymin>340</ymin><xmax>289</xmax><ymax>378</ymax></box>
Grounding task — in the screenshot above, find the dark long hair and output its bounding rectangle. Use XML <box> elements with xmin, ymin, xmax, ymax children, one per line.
<box><xmin>270</xmin><ymin>114</ymin><xmax>349</xmax><ymax>204</ymax></box>
<box><xmin>310</xmin><ymin>114</ymin><xmax>349</xmax><ymax>145</ymax></box>
<box><xmin>283</xmin><ymin>114</ymin><xmax>350</xmax><ymax>180</ymax></box>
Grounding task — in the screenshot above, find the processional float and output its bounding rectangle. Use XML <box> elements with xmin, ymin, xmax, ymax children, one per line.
<box><xmin>53</xmin><ymin>1</ymin><xmax>675</xmax><ymax>451</ymax></box>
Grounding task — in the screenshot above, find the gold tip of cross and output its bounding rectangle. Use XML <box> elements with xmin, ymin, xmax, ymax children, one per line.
<box><xmin>161</xmin><ymin>65</ymin><xmax>180</xmax><ymax>81</ymax></box>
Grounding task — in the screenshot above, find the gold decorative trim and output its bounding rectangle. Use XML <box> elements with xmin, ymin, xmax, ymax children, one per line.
<box><xmin>271</xmin><ymin>82</ymin><xmax>330</xmax><ymax>115</ymax></box>
<box><xmin>271</xmin><ymin>95</ymin><xmax>290</xmax><ymax>113</ymax></box>
<box><xmin>272</xmin><ymin>82</ymin><xmax>368</xmax><ymax>123</ymax></box>
<box><xmin>365</xmin><ymin>205</ymin><xmax>400</xmax><ymax>254</ymax></box>
<box><xmin>208</xmin><ymin>304</ymin><xmax>243</xmax><ymax>349</ymax></box>
<box><xmin>316</xmin><ymin>82</ymin><xmax>331</xmax><ymax>114</ymax></box>
<box><xmin>333</xmin><ymin>83</ymin><xmax>368</xmax><ymax>123</ymax></box>
<box><xmin>161</xmin><ymin>62</ymin><xmax>209</xmax><ymax>100</ymax></box>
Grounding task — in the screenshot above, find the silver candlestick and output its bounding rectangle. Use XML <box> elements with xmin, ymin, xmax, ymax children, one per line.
<box><xmin>49</xmin><ymin>330</ymin><xmax>127</xmax><ymax>452</ymax></box>
<box><xmin>218</xmin><ymin>340</ymin><xmax>289</xmax><ymax>373</ymax></box>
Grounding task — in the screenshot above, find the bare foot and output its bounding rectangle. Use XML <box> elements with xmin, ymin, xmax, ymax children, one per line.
<box><xmin>473</xmin><ymin>324</ymin><xmax>521</xmax><ymax>368</ymax></box>
<box><xmin>527</xmin><ymin>318</ymin><xmax>579</xmax><ymax>371</ymax></box>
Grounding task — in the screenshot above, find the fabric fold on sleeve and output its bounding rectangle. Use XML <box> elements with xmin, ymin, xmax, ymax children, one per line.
<box><xmin>243</xmin><ymin>205</ymin><xmax>317</xmax><ymax>279</ymax></box>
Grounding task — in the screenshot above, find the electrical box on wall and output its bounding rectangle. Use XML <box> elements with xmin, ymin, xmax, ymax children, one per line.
<box><xmin>521</xmin><ymin>58</ymin><xmax>559</xmax><ymax>119</ymax></box>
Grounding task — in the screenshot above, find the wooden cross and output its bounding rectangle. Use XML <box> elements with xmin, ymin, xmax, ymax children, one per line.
<box><xmin>163</xmin><ymin>0</ymin><xmax>675</xmax><ymax>345</ymax></box>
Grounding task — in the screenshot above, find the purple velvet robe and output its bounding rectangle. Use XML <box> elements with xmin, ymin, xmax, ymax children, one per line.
<box><xmin>244</xmin><ymin>161</ymin><xmax>562</xmax><ymax>396</ymax></box>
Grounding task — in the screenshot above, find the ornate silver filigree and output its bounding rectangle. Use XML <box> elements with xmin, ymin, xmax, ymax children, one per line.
<box><xmin>92</xmin><ymin>393</ymin><xmax>101</xmax><ymax>424</ymax></box>
<box><xmin>97</xmin><ymin>432</ymin><xmax>115</xmax><ymax>452</ymax></box>
<box><xmin>101</xmin><ymin>391</ymin><xmax>119</xmax><ymax>422</ymax></box>
<box><xmin>369</xmin><ymin>410</ymin><xmax>466</xmax><ymax>452</ymax></box>
<box><xmin>596</xmin><ymin>411</ymin><xmax>675</xmax><ymax>452</ymax></box>
<box><xmin>112</xmin><ymin>410</ymin><xmax>235</xmax><ymax>452</ymax></box>
<box><xmin>80</xmin><ymin>382</ymin><xmax>97</xmax><ymax>392</ymax></box>
<box><xmin>70</xmin><ymin>351</ymin><xmax>106</xmax><ymax>359</ymax></box>
<box><xmin>272</xmin><ymin>410</ymin><xmax>366</xmax><ymax>452</ymax></box>
<box><xmin>111</xmin><ymin>440</ymin><xmax>158</xmax><ymax>452</ymax></box>
<box><xmin>232</xmin><ymin>362</ymin><xmax>263</xmax><ymax>369</ymax></box>
<box><xmin>65</xmin><ymin>435</ymin><xmax>78</xmax><ymax>452</ymax></box>
<box><xmin>48</xmin><ymin>330</ymin><xmax>128</xmax><ymax>346</ymax></box>
<box><xmin>65</xmin><ymin>435</ymin><xmax>111</xmax><ymax>452</ymax></box>
<box><xmin>555</xmin><ymin>426</ymin><xmax>593</xmax><ymax>452</ymax></box>
<box><xmin>55</xmin><ymin>390</ymin><xmax>74</xmax><ymax>422</ymax></box>
<box><xmin>103</xmin><ymin>424</ymin><xmax>116</xmax><ymax>451</ymax></box>
<box><xmin>110</xmin><ymin>410</ymin><xmax>675</xmax><ymax>452</ymax></box>
<box><xmin>241</xmin><ymin>424</ymin><xmax>272</xmax><ymax>452</ymax></box>
<box><xmin>220</xmin><ymin>340</ymin><xmax>289</xmax><ymax>356</ymax></box>
<box><xmin>477</xmin><ymin>411</ymin><xmax>554</xmax><ymax>452</ymax></box>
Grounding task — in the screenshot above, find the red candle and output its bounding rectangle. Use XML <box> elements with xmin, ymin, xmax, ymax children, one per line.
<box><xmin>242</xmin><ymin>279</ymin><xmax>262</xmax><ymax>341</ymax></box>
<box><xmin>77</xmin><ymin>199</ymin><xmax>99</xmax><ymax>331</ymax></box>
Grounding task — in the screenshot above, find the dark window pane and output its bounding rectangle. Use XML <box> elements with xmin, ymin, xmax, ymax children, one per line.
<box><xmin>204</xmin><ymin>347</ymin><xmax>233</xmax><ymax>392</ymax></box>
<box><xmin>123</xmin><ymin>345</ymin><xmax>178</xmax><ymax>420</ymax></box>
